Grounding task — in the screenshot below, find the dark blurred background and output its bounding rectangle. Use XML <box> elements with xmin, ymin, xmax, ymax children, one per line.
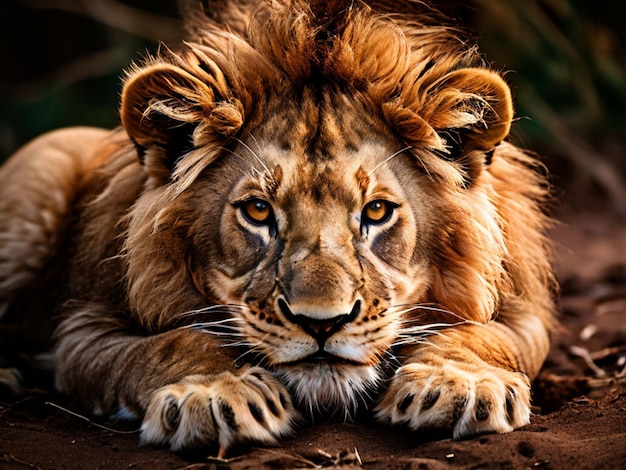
<box><xmin>1</xmin><ymin>0</ymin><xmax>625</xmax><ymax>211</ymax></box>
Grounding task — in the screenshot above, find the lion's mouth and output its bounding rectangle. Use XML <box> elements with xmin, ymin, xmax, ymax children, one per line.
<box><xmin>282</xmin><ymin>349</ymin><xmax>364</xmax><ymax>367</ymax></box>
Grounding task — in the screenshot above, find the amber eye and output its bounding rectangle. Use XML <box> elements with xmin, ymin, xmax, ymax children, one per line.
<box><xmin>241</xmin><ymin>199</ymin><xmax>273</xmax><ymax>225</ymax></box>
<box><xmin>362</xmin><ymin>200</ymin><xmax>396</xmax><ymax>226</ymax></box>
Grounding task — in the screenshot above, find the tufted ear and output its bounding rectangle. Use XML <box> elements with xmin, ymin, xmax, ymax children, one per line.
<box><xmin>426</xmin><ymin>68</ymin><xmax>513</xmax><ymax>160</ymax></box>
<box><xmin>384</xmin><ymin>67</ymin><xmax>514</xmax><ymax>186</ymax></box>
<box><xmin>121</xmin><ymin>60</ymin><xmax>243</xmax><ymax>182</ymax></box>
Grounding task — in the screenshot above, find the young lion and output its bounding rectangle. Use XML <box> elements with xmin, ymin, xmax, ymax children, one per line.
<box><xmin>0</xmin><ymin>0</ymin><xmax>555</xmax><ymax>456</ymax></box>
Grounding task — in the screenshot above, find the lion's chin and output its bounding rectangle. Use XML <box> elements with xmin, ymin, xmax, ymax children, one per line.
<box><xmin>274</xmin><ymin>362</ymin><xmax>381</xmax><ymax>419</ymax></box>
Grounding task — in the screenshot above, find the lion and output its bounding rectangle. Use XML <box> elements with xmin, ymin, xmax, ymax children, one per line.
<box><xmin>0</xmin><ymin>0</ymin><xmax>555</xmax><ymax>457</ymax></box>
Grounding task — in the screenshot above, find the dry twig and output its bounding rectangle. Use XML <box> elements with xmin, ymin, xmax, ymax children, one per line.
<box><xmin>45</xmin><ymin>401</ymin><xmax>139</xmax><ymax>434</ymax></box>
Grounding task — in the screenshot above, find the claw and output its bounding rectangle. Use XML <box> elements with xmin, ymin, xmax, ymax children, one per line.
<box><xmin>164</xmin><ymin>397</ymin><xmax>180</xmax><ymax>431</ymax></box>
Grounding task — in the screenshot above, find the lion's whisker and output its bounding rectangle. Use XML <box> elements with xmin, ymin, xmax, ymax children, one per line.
<box><xmin>222</xmin><ymin>340</ymin><xmax>255</xmax><ymax>349</ymax></box>
<box><xmin>392</xmin><ymin>337</ymin><xmax>440</xmax><ymax>349</ymax></box>
<box><xmin>247</xmin><ymin>132</ymin><xmax>265</xmax><ymax>160</ymax></box>
<box><xmin>173</xmin><ymin>304</ymin><xmax>248</xmax><ymax>319</ymax></box>
<box><xmin>233</xmin><ymin>345</ymin><xmax>267</xmax><ymax>365</ymax></box>
<box><xmin>399</xmin><ymin>321</ymin><xmax>471</xmax><ymax>333</ymax></box>
<box><xmin>186</xmin><ymin>324</ymin><xmax>244</xmax><ymax>335</ymax></box>
<box><xmin>388</xmin><ymin>303</ymin><xmax>461</xmax><ymax>317</ymax></box>
<box><xmin>189</xmin><ymin>314</ymin><xmax>244</xmax><ymax>321</ymax></box>
<box><xmin>233</xmin><ymin>136</ymin><xmax>275</xmax><ymax>182</ymax></box>
<box><xmin>388</xmin><ymin>304</ymin><xmax>484</xmax><ymax>331</ymax></box>
<box><xmin>218</xmin><ymin>145</ymin><xmax>267</xmax><ymax>180</ymax></box>
<box><xmin>367</xmin><ymin>146</ymin><xmax>412</xmax><ymax>177</ymax></box>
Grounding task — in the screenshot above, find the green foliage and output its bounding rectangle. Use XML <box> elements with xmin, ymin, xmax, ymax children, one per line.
<box><xmin>470</xmin><ymin>0</ymin><xmax>626</xmax><ymax>208</ymax></box>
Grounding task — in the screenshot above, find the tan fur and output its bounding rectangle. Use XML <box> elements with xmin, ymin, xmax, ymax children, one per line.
<box><xmin>0</xmin><ymin>0</ymin><xmax>555</xmax><ymax>454</ymax></box>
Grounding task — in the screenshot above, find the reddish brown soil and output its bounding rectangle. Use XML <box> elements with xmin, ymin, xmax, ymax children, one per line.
<box><xmin>1</xmin><ymin>206</ymin><xmax>625</xmax><ymax>469</ymax></box>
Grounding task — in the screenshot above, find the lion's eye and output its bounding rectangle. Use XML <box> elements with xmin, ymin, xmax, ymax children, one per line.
<box><xmin>362</xmin><ymin>200</ymin><xmax>396</xmax><ymax>226</ymax></box>
<box><xmin>241</xmin><ymin>199</ymin><xmax>273</xmax><ymax>225</ymax></box>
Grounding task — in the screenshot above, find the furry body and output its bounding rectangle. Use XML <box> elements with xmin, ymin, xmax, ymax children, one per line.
<box><xmin>0</xmin><ymin>0</ymin><xmax>555</xmax><ymax>454</ymax></box>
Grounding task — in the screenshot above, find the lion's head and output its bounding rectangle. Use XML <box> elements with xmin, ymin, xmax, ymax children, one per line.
<box><xmin>118</xmin><ymin>0</ymin><xmax>550</xmax><ymax>415</ymax></box>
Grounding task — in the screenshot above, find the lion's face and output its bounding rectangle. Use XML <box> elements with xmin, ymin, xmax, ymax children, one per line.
<box><xmin>120</xmin><ymin>5</ymin><xmax>516</xmax><ymax>414</ymax></box>
<box><xmin>178</xmin><ymin>95</ymin><xmax>440</xmax><ymax>411</ymax></box>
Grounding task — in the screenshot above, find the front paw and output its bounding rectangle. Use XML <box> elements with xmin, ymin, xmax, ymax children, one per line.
<box><xmin>141</xmin><ymin>367</ymin><xmax>297</xmax><ymax>454</ymax></box>
<box><xmin>375</xmin><ymin>361</ymin><xmax>531</xmax><ymax>439</ymax></box>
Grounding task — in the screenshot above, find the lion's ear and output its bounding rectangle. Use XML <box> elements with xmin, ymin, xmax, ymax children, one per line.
<box><xmin>427</xmin><ymin>68</ymin><xmax>513</xmax><ymax>159</ymax></box>
<box><xmin>121</xmin><ymin>61</ymin><xmax>243</xmax><ymax>181</ymax></box>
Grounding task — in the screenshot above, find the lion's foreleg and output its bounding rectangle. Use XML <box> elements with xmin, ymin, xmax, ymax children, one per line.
<box><xmin>376</xmin><ymin>313</ymin><xmax>550</xmax><ymax>438</ymax></box>
<box><xmin>55</xmin><ymin>305</ymin><xmax>297</xmax><ymax>453</ymax></box>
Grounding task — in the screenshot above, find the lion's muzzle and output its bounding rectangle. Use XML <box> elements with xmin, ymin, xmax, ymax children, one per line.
<box><xmin>277</xmin><ymin>297</ymin><xmax>361</xmax><ymax>349</ymax></box>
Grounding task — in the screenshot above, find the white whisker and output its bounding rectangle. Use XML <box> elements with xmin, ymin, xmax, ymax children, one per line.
<box><xmin>173</xmin><ymin>304</ymin><xmax>247</xmax><ymax>319</ymax></box>
<box><xmin>224</xmin><ymin>340</ymin><xmax>253</xmax><ymax>348</ymax></box>
<box><xmin>185</xmin><ymin>325</ymin><xmax>243</xmax><ymax>335</ymax></box>
<box><xmin>218</xmin><ymin>145</ymin><xmax>267</xmax><ymax>179</ymax></box>
<box><xmin>389</xmin><ymin>303</ymin><xmax>484</xmax><ymax>327</ymax></box>
<box><xmin>174</xmin><ymin>308</ymin><xmax>249</xmax><ymax>346</ymax></box>
<box><xmin>411</xmin><ymin>150</ymin><xmax>435</xmax><ymax>183</ymax></box>
<box><xmin>392</xmin><ymin>337</ymin><xmax>442</xmax><ymax>349</ymax></box>
<box><xmin>384</xmin><ymin>301</ymin><xmax>487</xmax><ymax>350</ymax></box>
<box><xmin>233</xmin><ymin>136</ymin><xmax>273</xmax><ymax>181</ymax></box>
<box><xmin>408</xmin><ymin>304</ymin><xmax>469</xmax><ymax>319</ymax></box>
<box><xmin>185</xmin><ymin>317</ymin><xmax>244</xmax><ymax>326</ymax></box>
<box><xmin>247</xmin><ymin>132</ymin><xmax>265</xmax><ymax>158</ymax></box>
<box><xmin>234</xmin><ymin>344</ymin><xmax>267</xmax><ymax>365</ymax></box>
<box><xmin>367</xmin><ymin>146</ymin><xmax>412</xmax><ymax>176</ymax></box>
<box><xmin>399</xmin><ymin>321</ymin><xmax>470</xmax><ymax>333</ymax></box>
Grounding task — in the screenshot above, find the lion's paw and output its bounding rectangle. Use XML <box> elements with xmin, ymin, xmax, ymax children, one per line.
<box><xmin>141</xmin><ymin>367</ymin><xmax>297</xmax><ymax>454</ymax></box>
<box><xmin>376</xmin><ymin>361</ymin><xmax>530</xmax><ymax>439</ymax></box>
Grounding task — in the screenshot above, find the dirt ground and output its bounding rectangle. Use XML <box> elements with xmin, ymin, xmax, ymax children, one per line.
<box><xmin>1</xmin><ymin>204</ymin><xmax>625</xmax><ymax>469</ymax></box>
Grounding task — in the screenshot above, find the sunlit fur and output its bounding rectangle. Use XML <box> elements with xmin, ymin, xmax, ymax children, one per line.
<box><xmin>0</xmin><ymin>0</ymin><xmax>555</xmax><ymax>453</ymax></box>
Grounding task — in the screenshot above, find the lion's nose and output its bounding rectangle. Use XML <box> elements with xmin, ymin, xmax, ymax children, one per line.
<box><xmin>278</xmin><ymin>298</ymin><xmax>361</xmax><ymax>345</ymax></box>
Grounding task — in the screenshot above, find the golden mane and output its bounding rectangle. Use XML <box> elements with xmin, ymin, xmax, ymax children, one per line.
<box><xmin>124</xmin><ymin>0</ymin><xmax>508</xmax><ymax>192</ymax></box>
